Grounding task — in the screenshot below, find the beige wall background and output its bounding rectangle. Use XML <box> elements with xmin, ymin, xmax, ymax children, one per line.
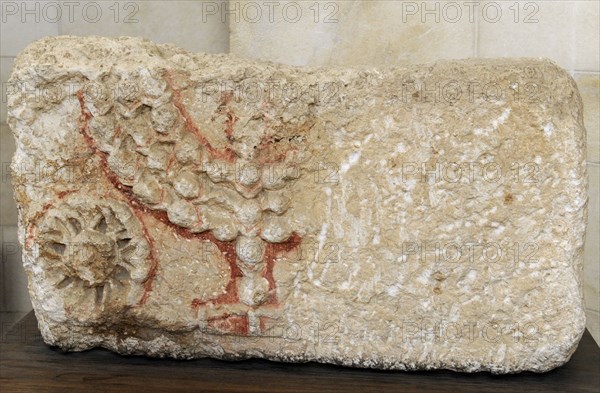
<box><xmin>1</xmin><ymin>0</ymin><xmax>598</xmax><ymax>343</ymax></box>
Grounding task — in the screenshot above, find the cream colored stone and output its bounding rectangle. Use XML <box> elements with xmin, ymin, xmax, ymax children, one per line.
<box><xmin>8</xmin><ymin>36</ymin><xmax>588</xmax><ymax>373</ymax></box>
<box><xmin>230</xmin><ymin>0</ymin><xmax>474</xmax><ymax>66</ymax></box>
<box><xmin>575</xmin><ymin>73</ymin><xmax>600</xmax><ymax>162</ymax></box>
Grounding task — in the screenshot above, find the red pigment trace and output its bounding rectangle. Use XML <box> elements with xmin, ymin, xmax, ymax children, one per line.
<box><xmin>262</xmin><ymin>233</ymin><xmax>302</xmax><ymax>305</ymax></box>
<box><xmin>164</xmin><ymin>71</ymin><xmax>237</xmax><ymax>163</ymax></box>
<box><xmin>219</xmin><ymin>91</ymin><xmax>238</xmax><ymax>143</ymax></box>
<box><xmin>223</xmin><ymin>109</ymin><xmax>238</xmax><ymax>143</ymax></box>
<box><xmin>206</xmin><ymin>313</ymin><xmax>249</xmax><ymax>336</ymax></box>
<box><xmin>25</xmin><ymin>189</ymin><xmax>77</xmax><ymax>250</ymax></box>
<box><xmin>191</xmin><ymin>232</ymin><xmax>301</xmax><ymax>309</ymax></box>
<box><xmin>259</xmin><ymin>316</ymin><xmax>277</xmax><ymax>333</ymax></box>
<box><xmin>78</xmin><ymin>91</ymin><xmax>242</xmax><ymax>306</ymax></box>
<box><xmin>77</xmin><ymin>91</ymin><xmax>174</xmax><ymax>305</ymax></box>
<box><xmin>132</xmin><ymin>209</ymin><xmax>159</xmax><ymax>306</ymax></box>
<box><xmin>77</xmin><ymin>74</ymin><xmax>303</xmax><ymax>312</ymax></box>
<box><xmin>206</xmin><ymin>315</ymin><xmax>278</xmax><ymax>336</ymax></box>
<box><xmin>56</xmin><ymin>190</ymin><xmax>77</xmax><ymax>199</ymax></box>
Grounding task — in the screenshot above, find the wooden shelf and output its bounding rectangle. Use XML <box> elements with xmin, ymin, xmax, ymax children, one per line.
<box><xmin>1</xmin><ymin>311</ymin><xmax>599</xmax><ymax>392</ymax></box>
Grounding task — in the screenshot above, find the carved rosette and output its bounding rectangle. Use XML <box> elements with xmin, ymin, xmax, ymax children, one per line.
<box><xmin>33</xmin><ymin>197</ymin><xmax>150</xmax><ymax>324</ymax></box>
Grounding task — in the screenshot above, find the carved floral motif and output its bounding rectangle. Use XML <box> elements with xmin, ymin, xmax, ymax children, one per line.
<box><xmin>35</xmin><ymin>198</ymin><xmax>149</xmax><ymax>323</ymax></box>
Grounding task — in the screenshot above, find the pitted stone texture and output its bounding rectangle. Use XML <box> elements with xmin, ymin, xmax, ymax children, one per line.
<box><xmin>8</xmin><ymin>36</ymin><xmax>587</xmax><ymax>373</ymax></box>
<box><xmin>34</xmin><ymin>197</ymin><xmax>150</xmax><ymax>324</ymax></box>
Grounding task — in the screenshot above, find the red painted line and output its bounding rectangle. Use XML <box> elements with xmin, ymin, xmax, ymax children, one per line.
<box><xmin>207</xmin><ymin>314</ymin><xmax>249</xmax><ymax>336</ymax></box>
<box><xmin>76</xmin><ymin>73</ymin><xmax>306</xmax><ymax>314</ymax></box>
<box><xmin>25</xmin><ymin>189</ymin><xmax>77</xmax><ymax>250</ymax></box>
<box><xmin>262</xmin><ymin>232</ymin><xmax>302</xmax><ymax>305</ymax></box>
<box><xmin>77</xmin><ymin>90</ymin><xmax>241</xmax><ymax>306</ymax></box>
<box><xmin>164</xmin><ymin>71</ymin><xmax>238</xmax><ymax>163</ymax></box>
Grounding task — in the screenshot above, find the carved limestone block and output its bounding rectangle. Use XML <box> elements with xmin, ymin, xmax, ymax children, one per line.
<box><xmin>7</xmin><ymin>36</ymin><xmax>587</xmax><ymax>373</ymax></box>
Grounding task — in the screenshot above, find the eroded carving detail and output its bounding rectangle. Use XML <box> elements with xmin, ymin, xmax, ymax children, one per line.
<box><xmin>35</xmin><ymin>197</ymin><xmax>150</xmax><ymax>323</ymax></box>
<box><xmin>77</xmin><ymin>69</ymin><xmax>311</xmax><ymax>335</ymax></box>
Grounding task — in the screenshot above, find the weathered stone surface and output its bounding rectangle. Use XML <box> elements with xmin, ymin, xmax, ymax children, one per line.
<box><xmin>7</xmin><ymin>36</ymin><xmax>588</xmax><ymax>373</ymax></box>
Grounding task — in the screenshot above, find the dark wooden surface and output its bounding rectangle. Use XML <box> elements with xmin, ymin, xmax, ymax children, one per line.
<box><xmin>1</xmin><ymin>311</ymin><xmax>598</xmax><ymax>392</ymax></box>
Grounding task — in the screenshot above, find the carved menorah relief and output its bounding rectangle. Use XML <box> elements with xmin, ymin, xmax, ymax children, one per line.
<box><xmin>30</xmin><ymin>68</ymin><xmax>311</xmax><ymax>336</ymax></box>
